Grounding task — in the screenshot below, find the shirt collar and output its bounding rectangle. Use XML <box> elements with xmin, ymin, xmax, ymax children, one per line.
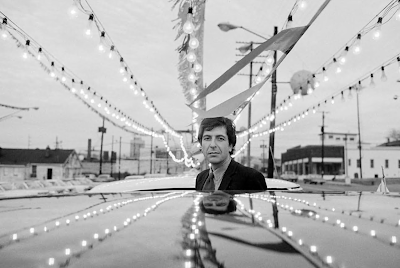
<box><xmin>211</xmin><ymin>157</ymin><xmax>231</xmax><ymax>177</ymax></box>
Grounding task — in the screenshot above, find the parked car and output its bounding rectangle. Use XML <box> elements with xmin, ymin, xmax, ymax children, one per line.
<box><xmin>280</xmin><ymin>171</ymin><xmax>299</xmax><ymax>182</ymax></box>
<box><xmin>303</xmin><ymin>174</ymin><xmax>326</xmax><ymax>184</ymax></box>
<box><xmin>91</xmin><ymin>174</ymin><xmax>114</xmax><ymax>182</ymax></box>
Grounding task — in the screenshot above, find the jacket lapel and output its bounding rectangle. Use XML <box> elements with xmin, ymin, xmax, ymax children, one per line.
<box><xmin>218</xmin><ymin>159</ymin><xmax>238</xmax><ymax>190</ymax></box>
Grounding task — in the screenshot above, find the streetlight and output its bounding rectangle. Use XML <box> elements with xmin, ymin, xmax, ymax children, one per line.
<box><xmin>218</xmin><ymin>23</ymin><xmax>270</xmax><ymax>40</ymax></box>
<box><xmin>218</xmin><ymin>23</ymin><xmax>278</xmax><ymax>178</ymax></box>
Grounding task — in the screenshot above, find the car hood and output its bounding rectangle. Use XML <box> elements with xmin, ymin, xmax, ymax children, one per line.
<box><xmin>0</xmin><ymin>190</ymin><xmax>399</xmax><ymax>268</ymax></box>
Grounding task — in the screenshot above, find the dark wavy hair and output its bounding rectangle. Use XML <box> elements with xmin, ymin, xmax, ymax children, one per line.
<box><xmin>197</xmin><ymin>117</ymin><xmax>236</xmax><ymax>154</ymax></box>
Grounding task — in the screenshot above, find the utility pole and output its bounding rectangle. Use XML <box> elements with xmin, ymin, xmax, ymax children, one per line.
<box><xmin>111</xmin><ymin>135</ymin><xmax>114</xmax><ymax>177</ymax></box>
<box><xmin>98</xmin><ymin>117</ymin><xmax>106</xmax><ymax>175</ymax></box>
<box><xmin>150</xmin><ymin>128</ymin><xmax>153</xmax><ymax>174</ymax></box>
<box><xmin>247</xmin><ymin>42</ymin><xmax>253</xmax><ymax>168</ymax></box>
<box><xmin>267</xmin><ymin>26</ymin><xmax>278</xmax><ymax>179</ymax></box>
<box><xmin>118</xmin><ymin>136</ymin><xmax>122</xmax><ymax>180</ymax></box>
<box><xmin>261</xmin><ymin>140</ymin><xmax>266</xmax><ymax>172</ymax></box>
<box><xmin>321</xmin><ymin>111</ymin><xmax>326</xmax><ymax>178</ymax></box>
<box><xmin>356</xmin><ymin>92</ymin><xmax>363</xmax><ymax>179</ymax></box>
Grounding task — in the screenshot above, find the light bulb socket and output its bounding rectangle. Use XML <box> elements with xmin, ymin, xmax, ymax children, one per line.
<box><xmin>110</xmin><ymin>45</ymin><xmax>115</xmax><ymax>51</ymax></box>
<box><xmin>100</xmin><ymin>31</ymin><xmax>105</xmax><ymax>37</ymax></box>
<box><xmin>51</xmin><ymin>61</ymin><xmax>54</xmax><ymax>67</ymax></box>
<box><xmin>381</xmin><ymin>66</ymin><xmax>385</xmax><ymax>71</ymax></box>
<box><xmin>72</xmin><ymin>78</ymin><xmax>75</xmax><ymax>83</ymax></box>
<box><xmin>356</xmin><ymin>33</ymin><xmax>361</xmax><ymax>40</ymax></box>
<box><xmin>38</xmin><ymin>47</ymin><xmax>42</xmax><ymax>53</ymax></box>
<box><xmin>377</xmin><ymin>17</ymin><xmax>383</xmax><ymax>24</ymax></box>
<box><xmin>2</xmin><ymin>18</ymin><xmax>7</xmax><ymax>24</ymax></box>
<box><xmin>61</xmin><ymin>67</ymin><xmax>65</xmax><ymax>71</ymax></box>
<box><xmin>89</xmin><ymin>14</ymin><xmax>94</xmax><ymax>21</ymax></box>
<box><xmin>120</xmin><ymin>57</ymin><xmax>124</xmax><ymax>62</ymax></box>
<box><xmin>288</xmin><ymin>15</ymin><xmax>293</xmax><ymax>22</ymax></box>
<box><xmin>370</xmin><ymin>73</ymin><xmax>374</xmax><ymax>78</ymax></box>
<box><xmin>25</xmin><ymin>40</ymin><xmax>30</xmax><ymax>46</ymax></box>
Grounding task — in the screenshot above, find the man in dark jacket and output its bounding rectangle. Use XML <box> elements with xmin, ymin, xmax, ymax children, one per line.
<box><xmin>195</xmin><ymin>117</ymin><xmax>267</xmax><ymax>192</ymax></box>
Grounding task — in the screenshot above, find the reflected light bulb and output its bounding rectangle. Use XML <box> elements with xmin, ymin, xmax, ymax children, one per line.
<box><xmin>188</xmin><ymin>72</ymin><xmax>197</xmax><ymax>82</ymax></box>
<box><xmin>380</xmin><ymin>66</ymin><xmax>387</xmax><ymax>82</ymax></box>
<box><xmin>183</xmin><ymin>7</ymin><xmax>195</xmax><ymax>34</ymax></box>
<box><xmin>266</xmin><ymin>53</ymin><xmax>274</xmax><ymax>65</ymax></box>
<box><xmin>370</xmin><ymin>73</ymin><xmax>376</xmax><ymax>87</ymax></box>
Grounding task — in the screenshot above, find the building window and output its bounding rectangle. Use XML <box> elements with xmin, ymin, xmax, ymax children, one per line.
<box><xmin>370</xmin><ymin>159</ymin><xmax>374</xmax><ymax>168</ymax></box>
<box><xmin>350</xmin><ymin>137</ymin><xmax>355</xmax><ymax>141</ymax></box>
<box><xmin>348</xmin><ymin>159</ymin><xmax>351</xmax><ymax>166</ymax></box>
<box><xmin>329</xmin><ymin>135</ymin><xmax>333</xmax><ymax>139</ymax></box>
<box><xmin>357</xmin><ymin>159</ymin><xmax>360</xmax><ymax>168</ymax></box>
<box><xmin>398</xmin><ymin>160</ymin><xmax>400</xmax><ymax>169</ymax></box>
<box><xmin>385</xmin><ymin>160</ymin><xmax>389</xmax><ymax>168</ymax></box>
<box><xmin>32</xmin><ymin>165</ymin><xmax>37</xmax><ymax>178</ymax></box>
<box><xmin>336</xmin><ymin>137</ymin><xmax>340</xmax><ymax>140</ymax></box>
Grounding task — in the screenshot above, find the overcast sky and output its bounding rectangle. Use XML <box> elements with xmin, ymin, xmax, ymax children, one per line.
<box><xmin>0</xmin><ymin>0</ymin><xmax>399</xmax><ymax>161</ymax></box>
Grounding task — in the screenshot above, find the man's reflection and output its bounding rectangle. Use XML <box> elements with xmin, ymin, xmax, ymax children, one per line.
<box><xmin>199</xmin><ymin>191</ymin><xmax>237</xmax><ymax>214</ymax></box>
<box><xmin>195</xmin><ymin>117</ymin><xmax>267</xmax><ymax>192</ymax></box>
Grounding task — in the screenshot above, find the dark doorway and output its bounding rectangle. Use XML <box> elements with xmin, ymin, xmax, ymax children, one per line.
<box><xmin>47</xmin><ymin>168</ymin><xmax>53</xmax><ymax>180</ymax></box>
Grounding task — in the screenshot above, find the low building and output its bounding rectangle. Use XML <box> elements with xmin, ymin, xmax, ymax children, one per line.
<box><xmin>281</xmin><ymin>139</ymin><xmax>400</xmax><ymax>179</ymax></box>
<box><xmin>0</xmin><ymin>146</ymin><xmax>82</xmax><ymax>181</ymax></box>
<box><xmin>281</xmin><ymin>145</ymin><xmax>345</xmax><ymax>178</ymax></box>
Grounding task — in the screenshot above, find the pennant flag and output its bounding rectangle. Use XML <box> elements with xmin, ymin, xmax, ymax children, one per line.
<box><xmin>189</xmin><ymin>26</ymin><xmax>308</xmax><ymax>105</ymax></box>
<box><xmin>188</xmin><ymin>78</ymin><xmax>266</xmax><ymax>119</ymax></box>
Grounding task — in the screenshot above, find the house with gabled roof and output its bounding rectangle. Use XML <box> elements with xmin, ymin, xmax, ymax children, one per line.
<box><xmin>0</xmin><ymin>146</ymin><xmax>82</xmax><ymax>181</ymax></box>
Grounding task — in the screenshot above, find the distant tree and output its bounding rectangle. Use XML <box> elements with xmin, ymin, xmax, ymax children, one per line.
<box><xmin>386</xmin><ymin>128</ymin><xmax>400</xmax><ymax>141</ymax></box>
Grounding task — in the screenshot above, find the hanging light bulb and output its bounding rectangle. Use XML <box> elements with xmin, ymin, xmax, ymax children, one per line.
<box><xmin>183</xmin><ymin>7</ymin><xmax>195</xmax><ymax>34</ymax></box>
<box><xmin>341</xmin><ymin>91</ymin><xmax>345</xmax><ymax>102</ymax></box>
<box><xmin>71</xmin><ymin>79</ymin><xmax>77</xmax><ymax>93</ymax></box>
<box><xmin>266</xmin><ymin>52</ymin><xmax>274</xmax><ymax>65</ymax></box>
<box><xmin>189</xmin><ymin>34</ymin><xmax>199</xmax><ymax>49</ymax></box>
<box><xmin>380</xmin><ymin>66</ymin><xmax>387</xmax><ymax>82</ymax></box>
<box><xmin>84</xmin><ymin>14</ymin><xmax>94</xmax><ymax>38</ymax></box>
<box><xmin>333</xmin><ymin>58</ymin><xmax>341</xmax><ymax>73</ymax></box>
<box><xmin>1</xmin><ymin>18</ymin><xmax>9</xmax><ymax>40</ymax></box>
<box><xmin>49</xmin><ymin>61</ymin><xmax>56</xmax><ymax>78</ymax></box>
<box><xmin>36</xmin><ymin>47</ymin><xmax>42</xmax><ymax>61</ymax></box>
<box><xmin>61</xmin><ymin>67</ymin><xmax>66</xmax><ymax>82</ymax></box>
<box><xmin>352</xmin><ymin>34</ymin><xmax>362</xmax><ymax>55</ymax></box>
<box><xmin>298</xmin><ymin>0</ymin><xmax>307</xmax><ymax>10</ymax></box>
<box><xmin>307</xmin><ymin>80</ymin><xmax>313</xmax><ymax>94</ymax></box>
<box><xmin>188</xmin><ymin>71</ymin><xmax>197</xmax><ymax>82</ymax></box>
<box><xmin>186</xmin><ymin>50</ymin><xmax>196</xmax><ymax>63</ymax></box>
<box><xmin>119</xmin><ymin>57</ymin><xmax>125</xmax><ymax>74</ymax></box>
<box><xmin>369</xmin><ymin>73</ymin><xmax>376</xmax><ymax>87</ymax></box>
<box><xmin>22</xmin><ymin>40</ymin><xmax>30</xmax><ymax>60</ymax></box>
<box><xmin>348</xmin><ymin>87</ymin><xmax>353</xmax><ymax>99</ymax></box>
<box><xmin>108</xmin><ymin>45</ymin><xmax>116</xmax><ymax>59</ymax></box>
<box><xmin>68</xmin><ymin>1</ymin><xmax>79</xmax><ymax>19</ymax></box>
<box><xmin>193</xmin><ymin>61</ymin><xmax>202</xmax><ymax>73</ymax></box>
<box><xmin>372</xmin><ymin>17</ymin><xmax>382</xmax><ymax>40</ymax></box>
<box><xmin>254</xmin><ymin>75</ymin><xmax>263</xmax><ymax>84</ymax></box>
<box><xmin>312</xmin><ymin>74</ymin><xmax>319</xmax><ymax>88</ymax></box>
<box><xmin>261</xmin><ymin>63</ymin><xmax>271</xmax><ymax>76</ymax></box>
<box><xmin>322</xmin><ymin>67</ymin><xmax>329</xmax><ymax>81</ymax></box>
<box><xmin>331</xmin><ymin>96</ymin><xmax>335</xmax><ymax>104</ymax></box>
<box><xmin>338</xmin><ymin>46</ymin><xmax>349</xmax><ymax>65</ymax></box>
<box><xmin>397</xmin><ymin>57</ymin><xmax>400</xmax><ymax>72</ymax></box>
<box><xmin>98</xmin><ymin>31</ymin><xmax>106</xmax><ymax>53</ymax></box>
<box><xmin>286</xmin><ymin>15</ymin><xmax>293</xmax><ymax>29</ymax></box>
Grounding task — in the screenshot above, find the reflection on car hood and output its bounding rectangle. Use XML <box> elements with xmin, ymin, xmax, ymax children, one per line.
<box><xmin>0</xmin><ymin>190</ymin><xmax>399</xmax><ymax>268</ymax></box>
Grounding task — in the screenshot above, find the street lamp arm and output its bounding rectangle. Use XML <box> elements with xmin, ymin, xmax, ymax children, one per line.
<box><xmin>239</xmin><ymin>26</ymin><xmax>270</xmax><ymax>40</ymax></box>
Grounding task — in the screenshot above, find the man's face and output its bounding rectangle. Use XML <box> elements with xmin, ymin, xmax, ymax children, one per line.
<box><xmin>201</xmin><ymin>126</ymin><xmax>232</xmax><ymax>166</ymax></box>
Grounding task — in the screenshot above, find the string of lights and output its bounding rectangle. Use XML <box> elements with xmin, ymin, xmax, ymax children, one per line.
<box><xmin>1</xmin><ymin>12</ymin><xmax>198</xmax><ymax>167</ymax></box>
<box><xmin>67</xmin><ymin>0</ymin><xmax>182</xmax><ymax>138</ymax></box>
<box><xmin>240</xmin><ymin>0</ymin><xmax>400</xmax><ymax>134</ymax></box>
<box><xmin>232</xmin><ymin>51</ymin><xmax>400</xmax><ymax>156</ymax></box>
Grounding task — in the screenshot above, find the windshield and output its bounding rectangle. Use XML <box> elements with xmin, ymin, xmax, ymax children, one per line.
<box><xmin>1</xmin><ymin>0</ymin><xmax>400</xmax><ymax>267</ymax></box>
